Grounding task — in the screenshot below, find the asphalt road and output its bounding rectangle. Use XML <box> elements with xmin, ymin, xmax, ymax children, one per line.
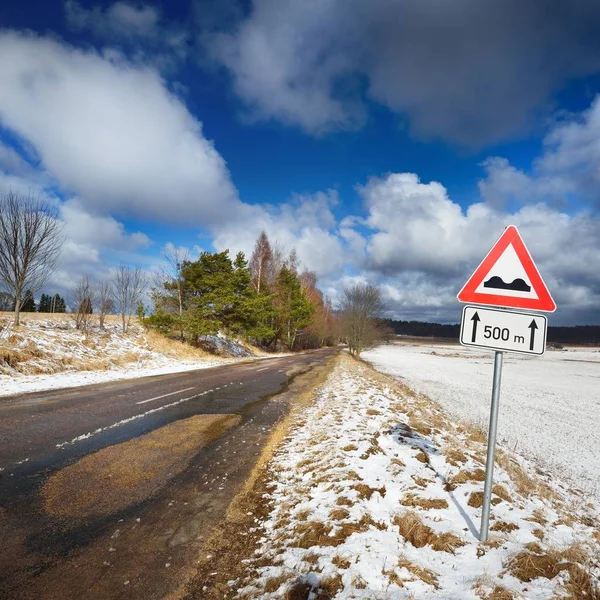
<box><xmin>0</xmin><ymin>348</ymin><xmax>337</xmax><ymax>600</ymax></box>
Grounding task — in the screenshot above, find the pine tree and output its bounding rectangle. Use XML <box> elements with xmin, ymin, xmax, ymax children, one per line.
<box><xmin>21</xmin><ymin>290</ymin><xmax>36</xmax><ymax>312</ymax></box>
<box><xmin>52</xmin><ymin>294</ymin><xmax>66</xmax><ymax>313</ymax></box>
<box><xmin>181</xmin><ymin>250</ymin><xmax>237</xmax><ymax>337</ymax></box>
<box><xmin>0</xmin><ymin>292</ymin><xmax>14</xmax><ymax>311</ymax></box>
<box><xmin>38</xmin><ymin>293</ymin><xmax>49</xmax><ymax>312</ymax></box>
<box><xmin>274</xmin><ymin>267</ymin><xmax>313</xmax><ymax>349</ymax></box>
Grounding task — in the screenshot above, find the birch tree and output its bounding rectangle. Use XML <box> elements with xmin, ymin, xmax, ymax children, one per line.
<box><xmin>112</xmin><ymin>263</ymin><xmax>147</xmax><ymax>333</ymax></box>
<box><xmin>249</xmin><ymin>231</ymin><xmax>272</xmax><ymax>293</ymax></box>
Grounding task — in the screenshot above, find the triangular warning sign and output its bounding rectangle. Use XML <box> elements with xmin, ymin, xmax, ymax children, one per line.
<box><xmin>457</xmin><ymin>225</ymin><xmax>556</xmax><ymax>312</ymax></box>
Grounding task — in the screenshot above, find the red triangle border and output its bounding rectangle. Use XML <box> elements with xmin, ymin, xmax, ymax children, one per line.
<box><xmin>457</xmin><ymin>225</ymin><xmax>556</xmax><ymax>312</ymax></box>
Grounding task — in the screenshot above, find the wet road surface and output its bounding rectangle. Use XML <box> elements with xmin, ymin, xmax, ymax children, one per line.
<box><xmin>0</xmin><ymin>348</ymin><xmax>337</xmax><ymax>599</ymax></box>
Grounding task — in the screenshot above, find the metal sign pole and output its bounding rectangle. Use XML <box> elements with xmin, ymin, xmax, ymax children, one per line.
<box><xmin>480</xmin><ymin>350</ymin><xmax>504</xmax><ymax>542</ymax></box>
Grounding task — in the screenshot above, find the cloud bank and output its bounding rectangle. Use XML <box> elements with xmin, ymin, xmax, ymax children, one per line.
<box><xmin>205</xmin><ymin>0</ymin><xmax>600</xmax><ymax>146</ymax></box>
<box><xmin>0</xmin><ymin>31</ymin><xmax>240</xmax><ymax>226</ymax></box>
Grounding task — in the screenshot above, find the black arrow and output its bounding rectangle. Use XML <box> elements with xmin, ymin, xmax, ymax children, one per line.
<box><xmin>528</xmin><ymin>319</ymin><xmax>538</xmax><ymax>351</ymax></box>
<box><xmin>471</xmin><ymin>311</ymin><xmax>480</xmax><ymax>342</ymax></box>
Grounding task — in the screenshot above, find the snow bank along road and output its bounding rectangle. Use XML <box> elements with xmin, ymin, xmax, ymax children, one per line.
<box><xmin>0</xmin><ymin>348</ymin><xmax>337</xmax><ymax>600</ymax></box>
<box><xmin>364</xmin><ymin>342</ymin><xmax>600</xmax><ymax>500</ymax></box>
<box><xmin>221</xmin><ymin>355</ymin><xmax>600</xmax><ymax>600</ymax></box>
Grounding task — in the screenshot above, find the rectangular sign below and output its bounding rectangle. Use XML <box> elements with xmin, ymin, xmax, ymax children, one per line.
<box><xmin>460</xmin><ymin>305</ymin><xmax>547</xmax><ymax>355</ymax></box>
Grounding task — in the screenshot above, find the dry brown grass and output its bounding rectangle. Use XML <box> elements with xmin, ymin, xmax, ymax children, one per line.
<box><xmin>487</xmin><ymin>587</ymin><xmax>514</xmax><ymax>600</ymax></box>
<box><xmin>393</xmin><ymin>511</ymin><xmax>465</xmax><ymax>553</ymax></box>
<box><xmin>264</xmin><ymin>574</ymin><xmax>291</xmax><ymax>593</ymax></box>
<box><xmin>291</xmin><ymin>515</ymin><xmax>384</xmax><ymax>549</ymax></box>
<box><xmin>359</xmin><ymin>436</ymin><xmax>383</xmax><ymax>459</ymax></box>
<box><xmin>525</xmin><ymin>508</ymin><xmax>547</xmax><ymax>526</ymax></box>
<box><xmin>398</xmin><ymin>557</ymin><xmax>439</xmax><ymax>588</ymax></box>
<box><xmin>507</xmin><ymin>543</ymin><xmax>600</xmax><ymax>599</ymax></box>
<box><xmin>472</xmin><ymin>573</ymin><xmax>515</xmax><ymax>599</ymax></box>
<box><xmin>490</xmin><ymin>521</ymin><xmax>519</xmax><ymax>533</ymax></box>
<box><xmin>329</xmin><ymin>508</ymin><xmax>349</xmax><ymax>521</ymax></box>
<box><xmin>400</xmin><ymin>493</ymin><xmax>449</xmax><ymax>510</ymax></box>
<box><xmin>496</xmin><ymin>450</ymin><xmax>557</xmax><ymax>502</ymax></box>
<box><xmin>342</xmin><ymin>444</ymin><xmax>358</xmax><ymax>452</ymax></box>
<box><xmin>445</xmin><ymin>448</ymin><xmax>468</xmax><ymax>466</ymax></box>
<box><xmin>331</xmin><ymin>555</ymin><xmax>351</xmax><ymax>569</ymax></box>
<box><xmin>352</xmin><ymin>483</ymin><xmax>386</xmax><ymax>500</ymax></box>
<box><xmin>412</xmin><ymin>475</ymin><xmax>433</xmax><ymax>488</ymax></box>
<box><xmin>468</xmin><ymin>491</ymin><xmax>484</xmax><ymax>508</ymax></box>
<box><xmin>492</xmin><ymin>484</ymin><xmax>512</xmax><ymax>502</ymax></box>
<box><xmin>415</xmin><ymin>448</ymin><xmax>430</xmax><ymax>464</ymax></box>
<box><xmin>335</xmin><ymin>496</ymin><xmax>353</xmax><ymax>507</ymax></box>
<box><xmin>451</xmin><ymin>468</ymin><xmax>487</xmax><ymax>484</ymax></box>
<box><xmin>430</xmin><ymin>532</ymin><xmax>466</xmax><ymax>553</ymax></box>
<box><xmin>410</xmin><ymin>419</ymin><xmax>433</xmax><ymax>436</ymax></box>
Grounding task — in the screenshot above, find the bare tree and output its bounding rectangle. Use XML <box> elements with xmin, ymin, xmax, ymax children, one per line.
<box><xmin>72</xmin><ymin>274</ymin><xmax>95</xmax><ymax>333</ymax></box>
<box><xmin>267</xmin><ymin>240</ymin><xmax>286</xmax><ymax>286</ymax></box>
<box><xmin>164</xmin><ymin>245</ymin><xmax>188</xmax><ymax>323</ymax></box>
<box><xmin>249</xmin><ymin>231</ymin><xmax>272</xmax><ymax>293</ymax></box>
<box><xmin>0</xmin><ymin>191</ymin><xmax>64</xmax><ymax>325</ymax></box>
<box><xmin>96</xmin><ymin>280</ymin><xmax>114</xmax><ymax>329</ymax></box>
<box><xmin>150</xmin><ymin>246</ymin><xmax>189</xmax><ymax>339</ymax></box>
<box><xmin>112</xmin><ymin>263</ymin><xmax>147</xmax><ymax>333</ymax></box>
<box><xmin>339</xmin><ymin>283</ymin><xmax>385</xmax><ymax>359</ymax></box>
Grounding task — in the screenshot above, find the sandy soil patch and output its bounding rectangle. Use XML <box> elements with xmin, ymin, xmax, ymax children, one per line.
<box><xmin>43</xmin><ymin>413</ymin><xmax>241</xmax><ymax>518</ymax></box>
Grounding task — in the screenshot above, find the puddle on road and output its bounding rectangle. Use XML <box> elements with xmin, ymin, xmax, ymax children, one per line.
<box><xmin>42</xmin><ymin>413</ymin><xmax>241</xmax><ymax>519</ymax></box>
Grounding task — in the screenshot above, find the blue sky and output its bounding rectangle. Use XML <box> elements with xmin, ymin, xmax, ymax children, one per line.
<box><xmin>1</xmin><ymin>0</ymin><xmax>600</xmax><ymax>324</ymax></box>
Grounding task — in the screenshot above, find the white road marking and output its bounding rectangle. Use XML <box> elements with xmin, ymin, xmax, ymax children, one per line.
<box><xmin>136</xmin><ymin>387</ymin><xmax>195</xmax><ymax>405</ymax></box>
<box><xmin>56</xmin><ymin>389</ymin><xmax>214</xmax><ymax>449</ymax></box>
<box><xmin>256</xmin><ymin>367</ymin><xmax>269</xmax><ymax>372</ymax></box>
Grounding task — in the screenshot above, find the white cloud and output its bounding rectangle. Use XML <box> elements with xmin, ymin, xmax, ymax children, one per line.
<box><xmin>65</xmin><ymin>1</ymin><xmax>189</xmax><ymax>59</ymax></box>
<box><xmin>204</xmin><ymin>0</ymin><xmax>600</xmax><ymax>145</ymax></box>
<box><xmin>212</xmin><ymin>191</ymin><xmax>346</xmax><ymax>278</ymax></box>
<box><xmin>60</xmin><ymin>199</ymin><xmax>150</xmax><ymax>252</ymax></box>
<box><xmin>353</xmin><ymin>172</ymin><xmax>600</xmax><ymax>323</ymax></box>
<box><xmin>0</xmin><ymin>31</ymin><xmax>241</xmax><ymax>226</ymax></box>
<box><xmin>66</xmin><ymin>1</ymin><xmax>158</xmax><ymax>38</ymax></box>
<box><xmin>479</xmin><ymin>95</ymin><xmax>600</xmax><ymax>210</ymax></box>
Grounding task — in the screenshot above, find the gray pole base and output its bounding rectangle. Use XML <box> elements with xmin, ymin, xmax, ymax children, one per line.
<box><xmin>480</xmin><ymin>350</ymin><xmax>504</xmax><ymax>542</ymax></box>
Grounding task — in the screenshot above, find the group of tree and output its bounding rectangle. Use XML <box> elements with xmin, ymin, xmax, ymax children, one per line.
<box><xmin>0</xmin><ymin>291</ymin><xmax>67</xmax><ymax>313</ymax></box>
<box><xmin>149</xmin><ymin>233</ymin><xmax>337</xmax><ymax>351</ymax></box>
<box><xmin>70</xmin><ymin>266</ymin><xmax>146</xmax><ymax>333</ymax></box>
<box><xmin>1</xmin><ymin>191</ymin><xmax>395</xmax><ymax>354</ymax></box>
<box><xmin>386</xmin><ymin>318</ymin><xmax>600</xmax><ymax>345</ymax></box>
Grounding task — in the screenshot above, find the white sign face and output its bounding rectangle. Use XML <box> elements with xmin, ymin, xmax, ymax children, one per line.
<box><xmin>459</xmin><ymin>305</ymin><xmax>547</xmax><ymax>355</ymax></box>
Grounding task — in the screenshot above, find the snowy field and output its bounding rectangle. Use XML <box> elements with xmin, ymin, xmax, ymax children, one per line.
<box><xmin>238</xmin><ymin>355</ymin><xmax>600</xmax><ymax>599</ymax></box>
<box><xmin>363</xmin><ymin>342</ymin><xmax>600</xmax><ymax>501</ymax></box>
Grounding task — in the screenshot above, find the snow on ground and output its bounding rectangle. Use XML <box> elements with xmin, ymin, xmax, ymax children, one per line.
<box><xmin>236</xmin><ymin>355</ymin><xmax>600</xmax><ymax>600</ymax></box>
<box><xmin>363</xmin><ymin>342</ymin><xmax>600</xmax><ymax>501</ymax></box>
<box><xmin>0</xmin><ymin>355</ymin><xmax>227</xmax><ymax>397</ymax></box>
<box><xmin>0</xmin><ymin>315</ymin><xmax>233</xmax><ymax>397</ymax></box>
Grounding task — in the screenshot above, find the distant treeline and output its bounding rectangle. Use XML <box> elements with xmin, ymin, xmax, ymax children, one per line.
<box><xmin>384</xmin><ymin>319</ymin><xmax>600</xmax><ymax>345</ymax></box>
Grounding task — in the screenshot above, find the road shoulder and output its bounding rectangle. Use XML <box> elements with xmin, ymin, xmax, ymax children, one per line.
<box><xmin>182</xmin><ymin>353</ymin><xmax>600</xmax><ymax>599</ymax></box>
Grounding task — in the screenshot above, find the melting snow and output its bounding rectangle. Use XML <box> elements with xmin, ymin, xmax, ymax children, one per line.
<box><xmin>237</xmin><ymin>354</ymin><xmax>600</xmax><ymax>599</ymax></box>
